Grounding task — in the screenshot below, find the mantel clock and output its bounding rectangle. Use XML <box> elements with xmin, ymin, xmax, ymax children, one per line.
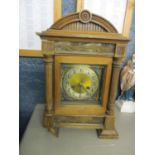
<box><xmin>37</xmin><ymin>10</ymin><xmax>129</xmax><ymax>139</ymax></box>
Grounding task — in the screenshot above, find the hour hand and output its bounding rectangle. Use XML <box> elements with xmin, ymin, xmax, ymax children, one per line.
<box><xmin>79</xmin><ymin>83</ymin><xmax>91</xmax><ymax>94</ymax></box>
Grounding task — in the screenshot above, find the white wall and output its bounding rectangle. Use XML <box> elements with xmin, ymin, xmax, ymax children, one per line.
<box><xmin>84</xmin><ymin>0</ymin><xmax>127</xmax><ymax>33</ymax></box>
<box><xmin>19</xmin><ymin>0</ymin><xmax>54</xmax><ymax>50</ymax></box>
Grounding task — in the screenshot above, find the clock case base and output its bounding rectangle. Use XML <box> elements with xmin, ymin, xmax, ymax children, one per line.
<box><xmin>43</xmin><ymin>111</ymin><xmax>118</xmax><ymax>139</ymax></box>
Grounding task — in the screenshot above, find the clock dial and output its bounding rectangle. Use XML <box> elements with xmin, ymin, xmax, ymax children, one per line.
<box><xmin>62</xmin><ymin>65</ymin><xmax>99</xmax><ymax>100</ymax></box>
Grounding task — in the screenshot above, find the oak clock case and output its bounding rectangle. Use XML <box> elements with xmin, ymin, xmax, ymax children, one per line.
<box><xmin>37</xmin><ymin>10</ymin><xmax>129</xmax><ymax>139</ymax></box>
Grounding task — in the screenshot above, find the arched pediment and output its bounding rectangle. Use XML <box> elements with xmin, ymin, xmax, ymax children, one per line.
<box><xmin>50</xmin><ymin>10</ymin><xmax>118</xmax><ymax>33</ymax></box>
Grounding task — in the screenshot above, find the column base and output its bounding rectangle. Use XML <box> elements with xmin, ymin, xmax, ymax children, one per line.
<box><xmin>97</xmin><ymin>129</ymin><xmax>119</xmax><ymax>139</ymax></box>
<box><xmin>48</xmin><ymin>127</ymin><xmax>59</xmax><ymax>137</ymax></box>
<box><xmin>43</xmin><ymin>112</ymin><xmax>53</xmax><ymax>128</ymax></box>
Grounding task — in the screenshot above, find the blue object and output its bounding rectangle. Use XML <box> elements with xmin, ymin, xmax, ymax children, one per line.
<box><xmin>121</xmin><ymin>86</ymin><xmax>135</xmax><ymax>101</ymax></box>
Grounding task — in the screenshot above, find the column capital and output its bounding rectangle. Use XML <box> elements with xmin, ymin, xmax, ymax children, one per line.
<box><xmin>112</xmin><ymin>57</ymin><xmax>124</xmax><ymax>68</ymax></box>
<box><xmin>42</xmin><ymin>40</ymin><xmax>55</xmax><ymax>55</ymax></box>
<box><xmin>44</xmin><ymin>55</ymin><xmax>54</xmax><ymax>63</ymax></box>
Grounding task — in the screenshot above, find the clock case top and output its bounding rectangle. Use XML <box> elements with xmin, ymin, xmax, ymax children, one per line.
<box><xmin>37</xmin><ymin>10</ymin><xmax>129</xmax><ymax>138</ymax></box>
<box><xmin>37</xmin><ymin>10</ymin><xmax>129</xmax><ymax>57</ymax></box>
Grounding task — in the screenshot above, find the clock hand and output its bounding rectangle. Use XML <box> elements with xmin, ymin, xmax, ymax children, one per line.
<box><xmin>79</xmin><ymin>83</ymin><xmax>82</xmax><ymax>96</ymax></box>
<box><xmin>79</xmin><ymin>83</ymin><xmax>91</xmax><ymax>96</ymax></box>
<box><xmin>79</xmin><ymin>83</ymin><xmax>83</xmax><ymax>95</ymax></box>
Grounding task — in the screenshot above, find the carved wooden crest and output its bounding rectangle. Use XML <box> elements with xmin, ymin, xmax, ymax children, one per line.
<box><xmin>50</xmin><ymin>10</ymin><xmax>118</xmax><ymax>33</ymax></box>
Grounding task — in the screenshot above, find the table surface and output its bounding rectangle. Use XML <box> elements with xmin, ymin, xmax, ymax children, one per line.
<box><xmin>20</xmin><ymin>104</ymin><xmax>135</xmax><ymax>155</ymax></box>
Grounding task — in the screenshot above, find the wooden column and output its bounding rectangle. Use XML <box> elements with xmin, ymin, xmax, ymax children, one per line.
<box><xmin>42</xmin><ymin>40</ymin><xmax>55</xmax><ymax>125</ymax></box>
<box><xmin>44</xmin><ymin>55</ymin><xmax>54</xmax><ymax>114</ymax></box>
<box><xmin>107</xmin><ymin>44</ymin><xmax>127</xmax><ymax>116</ymax></box>
<box><xmin>107</xmin><ymin>58</ymin><xmax>122</xmax><ymax>115</ymax></box>
<box><xmin>42</xmin><ymin>40</ymin><xmax>59</xmax><ymax>136</ymax></box>
<box><xmin>97</xmin><ymin>43</ymin><xmax>126</xmax><ymax>139</ymax></box>
<box><xmin>42</xmin><ymin>40</ymin><xmax>55</xmax><ymax>114</ymax></box>
<box><xmin>97</xmin><ymin>58</ymin><xmax>122</xmax><ymax>139</ymax></box>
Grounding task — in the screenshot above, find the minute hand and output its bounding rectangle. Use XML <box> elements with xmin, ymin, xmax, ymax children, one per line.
<box><xmin>79</xmin><ymin>83</ymin><xmax>91</xmax><ymax>95</ymax></box>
